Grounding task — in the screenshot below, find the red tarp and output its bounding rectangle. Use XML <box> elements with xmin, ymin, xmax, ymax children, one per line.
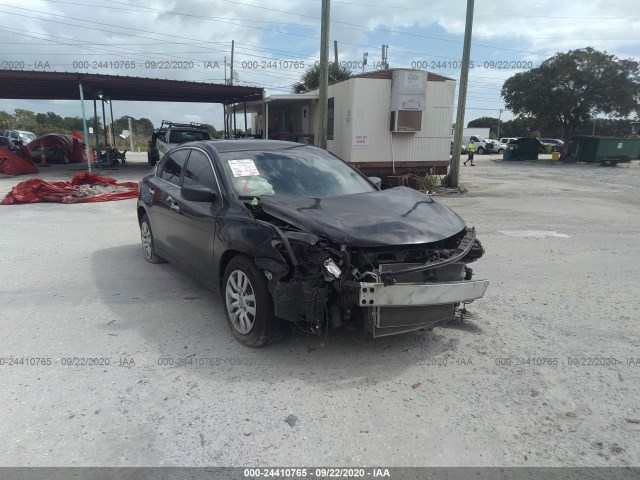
<box><xmin>1</xmin><ymin>172</ymin><xmax>138</xmax><ymax>205</ymax></box>
<box><xmin>0</xmin><ymin>149</ymin><xmax>39</xmax><ymax>176</ymax></box>
<box><xmin>26</xmin><ymin>134</ymin><xmax>87</xmax><ymax>163</ymax></box>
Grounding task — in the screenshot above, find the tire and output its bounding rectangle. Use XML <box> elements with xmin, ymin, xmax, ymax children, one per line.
<box><xmin>140</xmin><ymin>214</ymin><xmax>165</xmax><ymax>264</ymax></box>
<box><xmin>477</xmin><ymin>147</ymin><xmax>484</xmax><ymax>154</ymax></box>
<box><xmin>222</xmin><ymin>255</ymin><xmax>284</xmax><ymax>347</ymax></box>
<box><xmin>498</xmin><ymin>148</ymin><xmax>504</xmax><ymax>154</ymax></box>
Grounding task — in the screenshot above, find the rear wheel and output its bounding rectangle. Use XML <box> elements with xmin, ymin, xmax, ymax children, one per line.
<box><xmin>223</xmin><ymin>255</ymin><xmax>284</xmax><ymax>347</ymax></box>
<box><xmin>140</xmin><ymin>214</ymin><xmax>165</xmax><ymax>264</ymax></box>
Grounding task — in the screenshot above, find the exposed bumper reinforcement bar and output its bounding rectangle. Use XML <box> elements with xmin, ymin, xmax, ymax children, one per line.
<box><xmin>358</xmin><ymin>279</ymin><xmax>489</xmax><ymax>307</ymax></box>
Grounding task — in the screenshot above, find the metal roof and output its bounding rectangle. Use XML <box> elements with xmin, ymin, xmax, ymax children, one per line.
<box><xmin>0</xmin><ymin>70</ymin><xmax>263</xmax><ymax>104</ymax></box>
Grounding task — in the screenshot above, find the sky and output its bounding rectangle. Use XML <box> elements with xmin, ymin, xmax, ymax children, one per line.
<box><xmin>0</xmin><ymin>0</ymin><xmax>639</xmax><ymax>132</ymax></box>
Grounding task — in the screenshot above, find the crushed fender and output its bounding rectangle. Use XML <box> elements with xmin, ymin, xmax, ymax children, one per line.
<box><xmin>1</xmin><ymin>172</ymin><xmax>138</xmax><ymax>205</ymax></box>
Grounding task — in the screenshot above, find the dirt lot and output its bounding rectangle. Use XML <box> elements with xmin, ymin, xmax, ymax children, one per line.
<box><xmin>0</xmin><ymin>153</ymin><xmax>639</xmax><ymax>467</ymax></box>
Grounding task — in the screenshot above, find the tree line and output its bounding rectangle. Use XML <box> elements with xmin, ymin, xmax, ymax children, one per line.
<box><xmin>498</xmin><ymin>47</ymin><xmax>639</xmax><ymax>149</ymax></box>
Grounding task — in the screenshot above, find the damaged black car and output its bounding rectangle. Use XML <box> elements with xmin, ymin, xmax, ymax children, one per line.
<box><xmin>137</xmin><ymin>140</ymin><xmax>488</xmax><ymax>347</ymax></box>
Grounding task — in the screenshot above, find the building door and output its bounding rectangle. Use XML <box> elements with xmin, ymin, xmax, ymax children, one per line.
<box><xmin>301</xmin><ymin>104</ymin><xmax>309</xmax><ymax>134</ymax></box>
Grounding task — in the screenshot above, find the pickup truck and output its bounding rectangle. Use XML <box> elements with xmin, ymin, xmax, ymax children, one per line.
<box><xmin>147</xmin><ymin>121</ymin><xmax>211</xmax><ymax>165</ymax></box>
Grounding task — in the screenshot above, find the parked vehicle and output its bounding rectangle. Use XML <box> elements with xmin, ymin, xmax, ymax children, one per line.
<box><xmin>486</xmin><ymin>139</ymin><xmax>507</xmax><ymax>154</ymax></box>
<box><xmin>539</xmin><ymin>138</ymin><xmax>564</xmax><ymax>152</ymax></box>
<box><xmin>462</xmin><ymin>135</ymin><xmax>495</xmax><ymax>154</ymax></box>
<box><xmin>0</xmin><ymin>136</ymin><xmax>21</xmax><ymax>155</ymax></box>
<box><xmin>2</xmin><ymin>129</ymin><xmax>36</xmax><ymax>145</ymax></box>
<box><xmin>148</xmin><ymin>120</ymin><xmax>211</xmax><ymax>166</ymax></box>
<box><xmin>450</xmin><ymin>140</ymin><xmax>468</xmax><ymax>155</ymax></box>
<box><xmin>137</xmin><ymin>140</ymin><xmax>488</xmax><ymax>346</ymax></box>
<box><xmin>500</xmin><ymin>137</ymin><xmax>519</xmax><ymax>145</ymax></box>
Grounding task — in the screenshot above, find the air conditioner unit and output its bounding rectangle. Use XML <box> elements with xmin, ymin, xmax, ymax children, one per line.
<box><xmin>390</xmin><ymin>110</ymin><xmax>422</xmax><ymax>132</ymax></box>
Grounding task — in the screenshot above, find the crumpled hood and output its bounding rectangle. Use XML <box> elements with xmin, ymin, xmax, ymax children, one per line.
<box><xmin>260</xmin><ymin>187</ymin><xmax>467</xmax><ymax>247</ymax></box>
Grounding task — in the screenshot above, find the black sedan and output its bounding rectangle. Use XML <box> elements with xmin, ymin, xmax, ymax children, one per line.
<box><xmin>137</xmin><ymin>140</ymin><xmax>488</xmax><ymax>347</ymax></box>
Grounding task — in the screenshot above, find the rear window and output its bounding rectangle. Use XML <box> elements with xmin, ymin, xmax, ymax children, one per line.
<box><xmin>168</xmin><ymin>130</ymin><xmax>211</xmax><ymax>144</ymax></box>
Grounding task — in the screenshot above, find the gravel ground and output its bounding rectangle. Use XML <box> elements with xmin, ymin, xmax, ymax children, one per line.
<box><xmin>0</xmin><ymin>153</ymin><xmax>639</xmax><ymax>467</ymax></box>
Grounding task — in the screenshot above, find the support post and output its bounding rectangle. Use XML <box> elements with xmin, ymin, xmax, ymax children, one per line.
<box><xmin>109</xmin><ymin>99</ymin><xmax>115</xmax><ymax>145</ymax></box>
<box><xmin>101</xmin><ymin>99</ymin><xmax>108</xmax><ymax>147</ymax></box>
<box><xmin>93</xmin><ymin>97</ymin><xmax>99</xmax><ymax>158</ymax></box>
<box><xmin>265</xmin><ymin>101</ymin><xmax>269</xmax><ymax>139</ymax></box>
<box><xmin>233</xmin><ymin>103</ymin><xmax>237</xmax><ymax>139</ymax></box>
<box><xmin>128</xmin><ymin>117</ymin><xmax>134</xmax><ymax>152</ymax></box>
<box><xmin>78</xmin><ymin>82</ymin><xmax>92</xmax><ymax>173</ymax></box>
<box><xmin>244</xmin><ymin>101</ymin><xmax>248</xmax><ymax>137</ymax></box>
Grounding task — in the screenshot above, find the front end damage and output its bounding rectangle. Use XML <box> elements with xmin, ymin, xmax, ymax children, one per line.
<box><xmin>253</xmin><ymin>208</ymin><xmax>488</xmax><ymax>337</ymax></box>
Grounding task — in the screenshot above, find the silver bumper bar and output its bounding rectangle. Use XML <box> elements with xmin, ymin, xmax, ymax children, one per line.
<box><xmin>358</xmin><ymin>279</ymin><xmax>489</xmax><ymax>307</ymax></box>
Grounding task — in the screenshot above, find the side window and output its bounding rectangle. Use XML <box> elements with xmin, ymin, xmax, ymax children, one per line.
<box><xmin>159</xmin><ymin>149</ymin><xmax>189</xmax><ymax>186</ymax></box>
<box><xmin>183</xmin><ymin>150</ymin><xmax>217</xmax><ymax>191</ymax></box>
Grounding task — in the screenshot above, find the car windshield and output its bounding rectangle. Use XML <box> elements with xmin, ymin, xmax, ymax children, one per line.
<box><xmin>218</xmin><ymin>146</ymin><xmax>376</xmax><ymax>198</ymax></box>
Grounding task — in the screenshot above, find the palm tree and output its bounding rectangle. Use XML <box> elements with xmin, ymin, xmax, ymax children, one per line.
<box><xmin>292</xmin><ymin>62</ymin><xmax>353</xmax><ymax>93</ymax></box>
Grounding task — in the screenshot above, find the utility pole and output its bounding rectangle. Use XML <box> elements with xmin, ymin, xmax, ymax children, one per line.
<box><xmin>334</xmin><ymin>40</ymin><xmax>338</xmax><ymax>65</ymax></box>
<box><xmin>318</xmin><ymin>0</ymin><xmax>330</xmax><ymax>149</ymax></box>
<box><xmin>362</xmin><ymin>52</ymin><xmax>368</xmax><ymax>73</ymax></box>
<box><xmin>450</xmin><ymin>0</ymin><xmax>474</xmax><ymax>188</ymax></box>
<box><xmin>497</xmin><ymin>108</ymin><xmax>503</xmax><ymax>140</ymax></box>
<box><xmin>230</xmin><ymin>40</ymin><xmax>235</xmax><ymax>85</ymax></box>
<box><xmin>381</xmin><ymin>44</ymin><xmax>389</xmax><ymax>69</ymax></box>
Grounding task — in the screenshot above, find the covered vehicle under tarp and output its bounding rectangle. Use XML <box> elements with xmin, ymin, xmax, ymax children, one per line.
<box><xmin>1</xmin><ymin>172</ymin><xmax>138</xmax><ymax>205</ymax></box>
<box><xmin>26</xmin><ymin>134</ymin><xmax>87</xmax><ymax>164</ymax></box>
<box><xmin>0</xmin><ymin>149</ymin><xmax>39</xmax><ymax>176</ymax></box>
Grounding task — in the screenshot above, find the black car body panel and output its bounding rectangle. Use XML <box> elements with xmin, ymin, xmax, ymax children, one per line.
<box><xmin>260</xmin><ymin>187</ymin><xmax>467</xmax><ymax>247</ymax></box>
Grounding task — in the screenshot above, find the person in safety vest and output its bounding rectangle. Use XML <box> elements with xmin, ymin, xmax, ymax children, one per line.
<box><xmin>464</xmin><ymin>140</ymin><xmax>475</xmax><ymax>166</ymax></box>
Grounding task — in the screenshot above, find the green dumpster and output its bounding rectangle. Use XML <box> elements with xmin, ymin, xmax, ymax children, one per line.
<box><xmin>503</xmin><ymin>137</ymin><xmax>540</xmax><ymax>161</ymax></box>
<box><xmin>571</xmin><ymin>136</ymin><xmax>640</xmax><ymax>166</ymax></box>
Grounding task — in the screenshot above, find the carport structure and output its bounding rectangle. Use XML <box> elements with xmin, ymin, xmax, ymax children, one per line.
<box><xmin>0</xmin><ymin>70</ymin><xmax>263</xmax><ymax>171</ymax></box>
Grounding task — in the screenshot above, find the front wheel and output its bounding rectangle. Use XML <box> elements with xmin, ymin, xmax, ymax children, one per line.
<box><xmin>223</xmin><ymin>255</ymin><xmax>284</xmax><ymax>347</ymax></box>
<box><xmin>140</xmin><ymin>214</ymin><xmax>165</xmax><ymax>264</ymax></box>
<box><xmin>498</xmin><ymin>148</ymin><xmax>504</xmax><ymax>154</ymax></box>
<box><xmin>477</xmin><ymin>147</ymin><xmax>484</xmax><ymax>154</ymax></box>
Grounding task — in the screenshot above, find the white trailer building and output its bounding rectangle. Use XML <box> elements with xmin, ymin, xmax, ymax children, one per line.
<box><xmin>240</xmin><ymin>69</ymin><xmax>456</xmax><ymax>175</ymax></box>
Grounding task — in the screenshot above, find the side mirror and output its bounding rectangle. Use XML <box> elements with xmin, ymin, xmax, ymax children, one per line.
<box><xmin>182</xmin><ymin>185</ymin><xmax>217</xmax><ymax>202</ymax></box>
<box><xmin>368</xmin><ymin>176</ymin><xmax>382</xmax><ymax>189</ymax></box>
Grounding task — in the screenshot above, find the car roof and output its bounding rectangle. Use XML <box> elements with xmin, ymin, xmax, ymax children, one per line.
<box><xmin>194</xmin><ymin>139</ymin><xmax>307</xmax><ymax>154</ymax></box>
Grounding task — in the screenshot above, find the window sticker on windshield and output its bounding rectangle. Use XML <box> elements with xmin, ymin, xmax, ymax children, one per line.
<box><xmin>228</xmin><ymin>159</ymin><xmax>260</xmax><ymax>177</ymax></box>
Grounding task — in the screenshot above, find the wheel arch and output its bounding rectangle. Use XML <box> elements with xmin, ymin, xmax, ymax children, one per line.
<box><xmin>137</xmin><ymin>205</ymin><xmax>148</xmax><ymax>225</ymax></box>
